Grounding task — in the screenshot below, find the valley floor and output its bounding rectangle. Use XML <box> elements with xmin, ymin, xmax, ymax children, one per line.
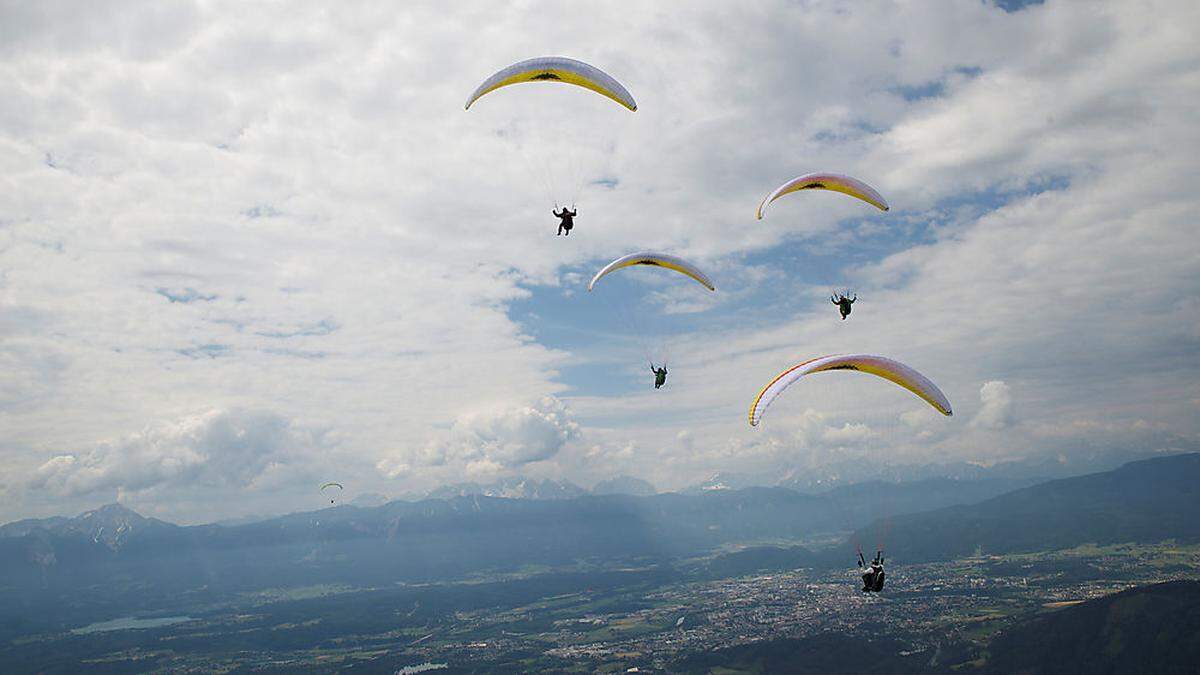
<box><xmin>3</xmin><ymin>542</ymin><xmax>1198</xmax><ymax>673</ymax></box>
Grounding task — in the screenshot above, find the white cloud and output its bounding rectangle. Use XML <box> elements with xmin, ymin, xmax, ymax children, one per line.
<box><xmin>453</xmin><ymin>396</ymin><xmax>579</xmax><ymax>466</ymax></box>
<box><xmin>972</xmin><ymin>380</ymin><xmax>1014</xmax><ymax>430</ymax></box>
<box><xmin>1</xmin><ymin>0</ymin><xmax>1197</xmax><ymax>521</ymax></box>
<box><xmin>822</xmin><ymin>422</ymin><xmax>877</xmax><ymax>445</ymax></box>
<box><xmin>380</xmin><ymin>396</ymin><xmax>580</xmax><ymax>478</ymax></box>
<box><xmin>676</xmin><ymin>430</ymin><xmax>694</xmax><ymax>452</ymax></box>
<box><xmin>30</xmin><ymin>409</ymin><xmax>320</xmax><ymax>498</ymax></box>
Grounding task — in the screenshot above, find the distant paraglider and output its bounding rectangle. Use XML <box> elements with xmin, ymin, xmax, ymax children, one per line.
<box><xmin>748</xmin><ymin>354</ymin><xmax>952</xmax><ymax>427</ymax></box>
<box><xmin>756</xmin><ymin>172</ymin><xmax>889</xmax><ymax>219</ymax></box>
<box><xmin>320</xmin><ymin>482</ymin><xmax>344</xmax><ymax>505</ymax></box>
<box><xmin>756</xmin><ymin>174</ymin><xmax>885</xmax><ymax>318</ymax></box>
<box><xmin>589</xmin><ymin>252</ymin><xmax>715</xmax><ymax>386</ymax></box>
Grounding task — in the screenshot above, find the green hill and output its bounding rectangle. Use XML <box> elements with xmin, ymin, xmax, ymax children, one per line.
<box><xmin>856</xmin><ymin>453</ymin><xmax>1200</xmax><ymax>562</ymax></box>
<box><xmin>978</xmin><ymin>579</ymin><xmax>1200</xmax><ymax>674</ymax></box>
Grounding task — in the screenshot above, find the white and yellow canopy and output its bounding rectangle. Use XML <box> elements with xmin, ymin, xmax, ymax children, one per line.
<box><xmin>749</xmin><ymin>354</ymin><xmax>952</xmax><ymax>427</ymax></box>
<box><xmin>465</xmin><ymin>56</ymin><xmax>637</xmax><ymax>112</ymax></box>
<box><xmin>757</xmin><ymin>173</ymin><xmax>889</xmax><ymax>219</ymax></box>
<box><xmin>588</xmin><ymin>252</ymin><xmax>715</xmax><ymax>292</ymax></box>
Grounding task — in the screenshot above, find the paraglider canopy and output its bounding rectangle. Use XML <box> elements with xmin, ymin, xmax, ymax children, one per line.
<box><xmin>588</xmin><ymin>252</ymin><xmax>716</xmax><ymax>292</ymax></box>
<box><xmin>588</xmin><ymin>252</ymin><xmax>715</xmax><ymax>379</ymax></box>
<box><xmin>464</xmin><ymin>56</ymin><xmax>636</xmax><ymax>215</ymax></box>
<box><xmin>320</xmin><ymin>482</ymin><xmax>344</xmax><ymax>505</ymax></box>
<box><xmin>749</xmin><ymin>354</ymin><xmax>952</xmax><ymax>427</ymax></box>
<box><xmin>465</xmin><ymin>56</ymin><xmax>637</xmax><ymax>112</ymax></box>
<box><xmin>757</xmin><ymin>173</ymin><xmax>889</xmax><ymax>219</ymax></box>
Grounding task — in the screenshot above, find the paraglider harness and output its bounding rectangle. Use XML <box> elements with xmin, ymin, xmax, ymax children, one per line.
<box><xmin>832</xmin><ymin>292</ymin><xmax>856</xmax><ymax>320</ymax></box>
<box><xmin>858</xmin><ymin>549</ymin><xmax>885</xmax><ymax>593</ymax></box>
<box><xmin>650</xmin><ymin>362</ymin><xmax>668</xmax><ymax>389</ymax></box>
<box><xmin>554</xmin><ymin>205</ymin><xmax>577</xmax><ymax>236</ymax></box>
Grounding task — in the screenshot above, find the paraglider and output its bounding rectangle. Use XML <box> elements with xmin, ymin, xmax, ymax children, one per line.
<box><xmin>465</xmin><ymin>56</ymin><xmax>638</xmax><ymax>112</ymax></box>
<box><xmin>757</xmin><ymin>172</ymin><xmax>889</xmax><ymax>219</ymax></box>
<box><xmin>832</xmin><ymin>292</ymin><xmax>856</xmax><ymax>320</ymax></box>
<box><xmin>749</xmin><ymin>355</ymin><xmax>946</xmax><ymax>592</ymax></box>
<box><xmin>650</xmin><ymin>363</ymin><xmax>668</xmax><ymax>389</ymax></box>
<box><xmin>748</xmin><ymin>354</ymin><xmax>952</xmax><ymax>427</ymax></box>
<box><xmin>858</xmin><ymin>549</ymin><xmax>886</xmax><ymax>593</ymax></box>
<box><xmin>320</xmin><ymin>482</ymin><xmax>343</xmax><ymax>505</ymax></box>
<box><xmin>554</xmin><ymin>206</ymin><xmax>577</xmax><ymax>235</ymax></box>
<box><xmin>588</xmin><ymin>252</ymin><xmax>716</xmax><ymax>292</ymax></box>
<box><xmin>465</xmin><ymin>56</ymin><xmax>636</xmax><ymax>217</ymax></box>
<box><xmin>589</xmin><ymin>253</ymin><xmax>713</xmax><ymax>385</ymax></box>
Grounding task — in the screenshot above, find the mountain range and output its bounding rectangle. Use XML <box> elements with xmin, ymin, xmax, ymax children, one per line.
<box><xmin>425</xmin><ymin>476</ymin><xmax>590</xmax><ymax>500</ymax></box>
<box><xmin>852</xmin><ymin>452</ymin><xmax>1200</xmax><ymax>562</ymax></box>
<box><xmin>325</xmin><ymin>445</ymin><xmax>1163</xmax><ymax>505</ymax></box>
<box><xmin>681</xmin><ymin>446</ymin><xmax>1163</xmax><ymax>494</ymax></box>
<box><xmin>2</xmin><ymin>453</ymin><xmax>1197</xmax><ymax>637</ymax></box>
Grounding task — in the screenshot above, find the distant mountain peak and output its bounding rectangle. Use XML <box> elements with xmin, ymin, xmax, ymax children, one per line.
<box><xmin>61</xmin><ymin>503</ymin><xmax>174</xmax><ymax>551</ymax></box>
<box><xmin>426</xmin><ymin>476</ymin><xmax>587</xmax><ymax>501</ymax></box>
<box><xmin>681</xmin><ymin>472</ymin><xmax>761</xmax><ymax>495</ymax></box>
<box><xmin>592</xmin><ymin>475</ymin><xmax>656</xmax><ymax>497</ymax></box>
<box><xmin>349</xmin><ymin>492</ymin><xmax>390</xmax><ymax>508</ymax></box>
<box><xmin>79</xmin><ymin>503</ymin><xmax>144</xmax><ymax>520</ymax></box>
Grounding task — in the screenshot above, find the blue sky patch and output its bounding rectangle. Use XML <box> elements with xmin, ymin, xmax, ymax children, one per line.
<box><xmin>156</xmin><ymin>287</ymin><xmax>217</xmax><ymax>304</ymax></box>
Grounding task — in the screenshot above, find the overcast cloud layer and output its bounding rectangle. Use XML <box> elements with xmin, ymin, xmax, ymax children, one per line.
<box><xmin>2</xmin><ymin>0</ymin><xmax>1197</xmax><ymax>524</ymax></box>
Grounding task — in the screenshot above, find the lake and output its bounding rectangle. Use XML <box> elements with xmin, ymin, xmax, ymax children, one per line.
<box><xmin>394</xmin><ymin>663</ymin><xmax>448</xmax><ymax>675</ymax></box>
<box><xmin>72</xmin><ymin>616</ymin><xmax>194</xmax><ymax>635</ymax></box>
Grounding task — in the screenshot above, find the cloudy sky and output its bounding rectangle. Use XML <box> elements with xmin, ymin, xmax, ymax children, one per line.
<box><xmin>2</xmin><ymin>0</ymin><xmax>1197</xmax><ymax>524</ymax></box>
